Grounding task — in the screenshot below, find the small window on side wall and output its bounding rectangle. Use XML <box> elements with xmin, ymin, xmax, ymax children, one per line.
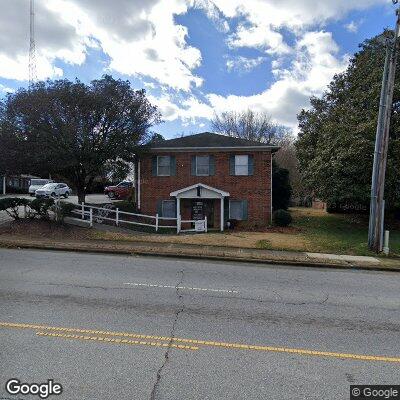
<box><xmin>229</xmin><ymin>200</ymin><xmax>248</xmax><ymax>221</ymax></box>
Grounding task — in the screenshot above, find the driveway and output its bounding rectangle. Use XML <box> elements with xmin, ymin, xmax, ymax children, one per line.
<box><xmin>0</xmin><ymin>194</ymin><xmax>111</xmax><ymax>226</ymax></box>
<box><xmin>0</xmin><ymin>249</ymin><xmax>399</xmax><ymax>400</ymax></box>
<box><xmin>0</xmin><ymin>193</ymin><xmax>110</xmax><ymax>205</ymax></box>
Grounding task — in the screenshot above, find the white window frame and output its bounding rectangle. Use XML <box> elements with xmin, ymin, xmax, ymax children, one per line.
<box><xmin>157</xmin><ymin>156</ymin><xmax>171</xmax><ymax>176</ymax></box>
<box><xmin>235</xmin><ymin>155</ymin><xmax>249</xmax><ymax>176</ymax></box>
<box><xmin>196</xmin><ymin>155</ymin><xmax>210</xmax><ymax>176</ymax></box>
<box><xmin>229</xmin><ymin>200</ymin><xmax>245</xmax><ymax>220</ymax></box>
<box><xmin>162</xmin><ymin>200</ymin><xmax>176</xmax><ymax>218</ymax></box>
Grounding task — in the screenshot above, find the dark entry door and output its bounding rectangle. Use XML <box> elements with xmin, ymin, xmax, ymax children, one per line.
<box><xmin>191</xmin><ymin>200</ymin><xmax>214</xmax><ymax>228</ymax></box>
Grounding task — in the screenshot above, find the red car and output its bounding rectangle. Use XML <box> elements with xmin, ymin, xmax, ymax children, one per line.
<box><xmin>104</xmin><ymin>181</ymin><xmax>133</xmax><ymax>200</ymax></box>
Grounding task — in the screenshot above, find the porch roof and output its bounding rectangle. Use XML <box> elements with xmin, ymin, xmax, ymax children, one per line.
<box><xmin>170</xmin><ymin>183</ymin><xmax>230</xmax><ymax>198</ymax></box>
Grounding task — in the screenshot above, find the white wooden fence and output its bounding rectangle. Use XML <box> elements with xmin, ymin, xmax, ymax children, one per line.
<box><xmin>73</xmin><ymin>203</ymin><xmax>207</xmax><ymax>234</ymax></box>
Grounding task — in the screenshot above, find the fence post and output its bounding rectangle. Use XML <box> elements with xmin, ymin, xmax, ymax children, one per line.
<box><xmin>116</xmin><ymin>208</ymin><xmax>119</xmax><ymax>226</ymax></box>
<box><xmin>155</xmin><ymin>213</ymin><xmax>159</xmax><ymax>232</ymax></box>
<box><xmin>177</xmin><ymin>215</ymin><xmax>181</xmax><ymax>234</ymax></box>
<box><xmin>89</xmin><ymin>208</ymin><xmax>93</xmax><ymax>227</ymax></box>
<box><xmin>81</xmin><ymin>202</ymin><xmax>84</xmax><ymax>220</ymax></box>
<box><xmin>205</xmin><ymin>216</ymin><xmax>207</xmax><ymax>233</ymax></box>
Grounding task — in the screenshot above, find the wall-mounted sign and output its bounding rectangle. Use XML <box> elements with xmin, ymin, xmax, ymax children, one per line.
<box><xmin>192</xmin><ymin>201</ymin><xmax>204</xmax><ymax>220</ymax></box>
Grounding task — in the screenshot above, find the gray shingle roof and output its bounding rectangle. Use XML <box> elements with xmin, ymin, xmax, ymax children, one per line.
<box><xmin>150</xmin><ymin>132</ymin><xmax>279</xmax><ymax>150</ymax></box>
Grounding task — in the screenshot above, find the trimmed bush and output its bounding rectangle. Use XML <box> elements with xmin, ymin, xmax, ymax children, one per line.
<box><xmin>0</xmin><ymin>197</ymin><xmax>31</xmax><ymax>219</ymax></box>
<box><xmin>54</xmin><ymin>201</ymin><xmax>76</xmax><ymax>223</ymax></box>
<box><xmin>272</xmin><ymin>209</ymin><xmax>292</xmax><ymax>227</ymax></box>
<box><xmin>29</xmin><ymin>198</ymin><xmax>55</xmax><ymax>220</ymax></box>
<box><xmin>113</xmin><ymin>200</ymin><xmax>137</xmax><ymax>213</ymax></box>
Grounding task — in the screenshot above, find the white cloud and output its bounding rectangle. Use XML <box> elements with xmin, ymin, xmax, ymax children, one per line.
<box><xmin>226</xmin><ymin>56</ymin><xmax>266</xmax><ymax>73</ymax></box>
<box><xmin>196</xmin><ymin>31</ymin><xmax>348</xmax><ymax>129</ymax></box>
<box><xmin>147</xmin><ymin>29</ymin><xmax>350</xmax><ymax>130</ymax></box>
<box><xmin>192</xmin><ymin>0</ymin><xmax>230</xmax><ymax>32</ymax></box>
<box><xmin>345</xmin><ymin>20</ymin><xmax>363</xmax><ymax>33</ymax></box>
<box><xmin>0</xmin><ymin>0</ymin><xmax>203</xmax><ymax>90</ymax></box>
<box><xmin>214</xmin><ymin>0</ymin><xmax>384</xmax><ymax>54</ymax></box>
<box><xmin>148</xmin><ymin>93</ymin><xmax>213</xmax><ymax>123</ymax></box>
<box><xmin>0</xmin><ymin>83</ymin><xmax>15</xmax><ymax>95</ymax></box>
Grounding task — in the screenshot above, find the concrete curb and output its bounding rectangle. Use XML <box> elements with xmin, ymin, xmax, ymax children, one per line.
<box><xmin>0</xmin><ymin>238</ymin><xmax>399</xmax><ymax>273</ymax></box>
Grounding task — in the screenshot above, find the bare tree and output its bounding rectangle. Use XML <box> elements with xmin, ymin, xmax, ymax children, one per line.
<box><xmin>273</xmin><ymin>134</ymin><xmax>307</xmax><ymax>200</ymax></box>
<box><xmin>211</xmin><ymin>109</ymin><xmax>289</xmax><ymax>144</ymax></box>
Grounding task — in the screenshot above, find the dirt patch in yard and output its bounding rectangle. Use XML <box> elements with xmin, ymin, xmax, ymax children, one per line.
<box><xmin>0</xmin><ymin>219</ymin><xmax>310</xmax><ymax>251</ymax></box>
<box><xmin>0</xmin><ymin>219</ymin><xmax>93</xmax><ymax>241</ymax></box>
<box><xmin>92</xmin><ymin>230</ymin><xmax>310</xmax><ymax>251</ymax></box>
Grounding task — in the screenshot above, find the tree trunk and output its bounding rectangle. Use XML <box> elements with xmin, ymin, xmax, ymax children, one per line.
<box><xmin>77</xmin><ymin>186</ymin><xmax>86</xmax><ymax>204</ymax></box>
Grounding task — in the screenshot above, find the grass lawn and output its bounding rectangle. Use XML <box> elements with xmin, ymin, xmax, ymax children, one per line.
<box><xmin>1</xmin><ymin>207</ymin><xmax>398</xmax><ymax>258</ymax></box>
<box><xmin>92</xmin><ymin>207</ymin><xmax>399</xmax><ymax>257</ymax></box>
<box><xmin>289</xmin><ymin>207</ymin><xmax>400</xmax><ymax>257</ymax></box>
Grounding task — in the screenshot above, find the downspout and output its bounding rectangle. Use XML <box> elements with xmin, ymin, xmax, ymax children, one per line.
<box><xmin>138</xmin><ymin>159</ymin><xmax>141</xmax><ymax>210</ymax></box>
<box><xmin>270</xmin><ymin>152</ymin><xmax>273</xmax><ymax>225</ymax></box>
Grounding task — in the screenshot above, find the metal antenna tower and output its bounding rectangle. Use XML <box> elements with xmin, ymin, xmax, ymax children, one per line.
<box><xmin>29</xmin><ymin>0</ymin><xmax>37</xmax><ymax>85</ymax></box>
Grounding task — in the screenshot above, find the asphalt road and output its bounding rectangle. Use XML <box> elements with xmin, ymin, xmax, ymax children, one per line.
<box><xmin>0</xmin><ymin>249</ymin><xmax>399</xmax><ymax>400</ymax></box>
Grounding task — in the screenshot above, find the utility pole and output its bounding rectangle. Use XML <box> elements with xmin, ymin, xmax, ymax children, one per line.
<box><xmin>29</xmin><ymin>0</ymin><xmax>37</xmax><ymax>85</ymax></box>
<box><xmin>368</xmin><ymin>4</ymin><xmax>400</xmax><ymax>252</ymax></box>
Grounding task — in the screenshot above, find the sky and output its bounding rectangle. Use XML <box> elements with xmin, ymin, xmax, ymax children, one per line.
<box><xmin>0</xmin><ymin>0</ymin><xmax>396</xmax><ymax>138</ymax></box>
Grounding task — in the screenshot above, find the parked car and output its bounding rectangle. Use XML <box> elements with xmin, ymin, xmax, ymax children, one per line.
<box><xmin>104</xmin><ymin>181</ymin><xmax>133</xmax><ymax>199</ymax></box>
<box><xmin>29</xmin><ymin>179</ymin><xmax>53</xmax><ymax>196</ymax></box>
<box><xmin>35</xmin><ymin>183</ymin><xmax>71</xmax><ymax>198</ymax></box>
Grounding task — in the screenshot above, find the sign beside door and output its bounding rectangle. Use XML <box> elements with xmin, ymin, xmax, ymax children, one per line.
<box><xmin>195</xmin><ymin>220</ymin><xmax>206</xmax><ymax>232</ymax></box>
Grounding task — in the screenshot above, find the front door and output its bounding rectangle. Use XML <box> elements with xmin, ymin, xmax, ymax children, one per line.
<box><xmin>191</xmin><ymin>200</ymin><xmax>214</xmax><ymax>228</ymax></box>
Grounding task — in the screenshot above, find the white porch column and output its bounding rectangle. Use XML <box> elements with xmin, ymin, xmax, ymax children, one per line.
<box><xmin>220</xmin><ymin>196</ymin><xmax>224</xmax><ymax>232</ymax></box>
<box><xmin>2</xmin><ymin>176</ymin><xmax>5</xmax><ymax>195</ymax></box>
<box><xmin>137</xmin><ymin>160</ymin><xmax>141</xmax><ymax>210</ymax></box>
<box><xmin>176</xmin><ymin>197</ymin><xmax>181</xmax><ymax>233</ymax></box>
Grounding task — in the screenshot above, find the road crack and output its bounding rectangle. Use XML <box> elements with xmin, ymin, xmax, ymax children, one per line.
<box><xmin>150</xmin><ymin>269</ymin><xmax>185</xmax><ymax>400</ymax></box>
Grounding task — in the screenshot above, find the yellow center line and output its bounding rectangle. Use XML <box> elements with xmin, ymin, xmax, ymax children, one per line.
<box><xmin>35</xmin><ymin>331</ymin><xmax>198</xmax><ymax>351</ymax></box>
<box><xmin>1</xmin><ymin>321</ymin><xmax>399</xmax><ymax>363</ymax></box>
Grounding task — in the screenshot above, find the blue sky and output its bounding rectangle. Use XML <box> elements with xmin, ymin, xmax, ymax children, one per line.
<box><xmin>0</xmin><ymin>0</ymin><xmax>396</xmax><ymax>138</ymax></box>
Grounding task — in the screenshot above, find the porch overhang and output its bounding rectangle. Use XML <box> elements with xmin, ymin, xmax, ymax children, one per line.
<box><xmin>170</xmin><ymin>183</ymin><xmax>229</xmax><ymax>199</ymax></box>
<box><xmin>170</xmin><ymin>183</ymin><xmax>229</xmax><ymax>232</ymax></box>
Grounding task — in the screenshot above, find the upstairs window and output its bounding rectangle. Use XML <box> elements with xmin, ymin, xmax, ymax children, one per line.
<box><xmin>157</xmin><ymin>156</ymin><xmax>171</xmax><ymax>176</ymax></box>
<box><xmin>196</xmin><ymin>156</ymin><xmax>210</xmax><ymax>176</ymax></box>
<box><xmin>235</xmin><ymin>155</ymin><xmax>249</xmax><ymax>176</ymax></box>
<box><xmin>191</xmin><ymin>155</ymin><xmax>215</xmax><ymax>176</ymax></box>
<box><xmin>152</xmin><ymin>156</ymin><xmax>176</xmax><ymax>177</ymax></box>
<box><xmin>230</xmin><ymin>155</ymin><xmax>254</xmax><ymax>176</ymax></box>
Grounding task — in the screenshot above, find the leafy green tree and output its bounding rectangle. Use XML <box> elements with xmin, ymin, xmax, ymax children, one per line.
<box><xmin>0</xmin><ymin>102</ymin><xmax>26</xmax><ymax>178</ymax></box>
<box><xmin>272</xmin><ymin>160</ymin><xmax>292</xmax><ymax>211</ymax></box>
<box><xmin>296</xmin><ymin>32</ymin><xmax>400</xmax><ymax>210</ymax></box>
<box><xmin>3</xmin><ymin>75</ymin><xmax>161</xmax><ymax>203</ymax></box>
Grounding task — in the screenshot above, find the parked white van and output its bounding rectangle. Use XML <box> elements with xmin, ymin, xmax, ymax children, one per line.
<box><xmin>28</xmin><ymin>179</ymin><xmax>53</xmax><ymax>196</ymax></box>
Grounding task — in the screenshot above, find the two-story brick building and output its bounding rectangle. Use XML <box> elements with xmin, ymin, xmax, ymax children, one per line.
<box><xmin>137</xmin><ymin>132</ymin><xmax>279</xmax><ymax>231</ymax></box>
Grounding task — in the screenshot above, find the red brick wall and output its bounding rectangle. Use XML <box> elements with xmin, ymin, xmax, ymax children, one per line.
<box><xmin>139</xmin><ymin>151</ymin><xmax>272</xmax><ymax>227</ymax></box>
